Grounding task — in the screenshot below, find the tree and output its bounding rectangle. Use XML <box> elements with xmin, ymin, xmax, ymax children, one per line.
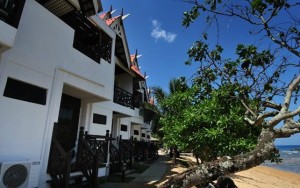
<box><xmin>159</xmin><ymin>0</ymin><xmax>300</xmax><ymax>187</ymax></box>
<box><xmin>151</xmin><ymin>78</ymin><xmax>189</xmax><ymax>163</ymax></box>
<box><xmin>151</xmin><ymin>77</ymin><xmax>189</xmax><ymax>121</ymax></box>
<box><xmin>160</xmin><ymin>84</ymin><xmax>261</xmax><ymax>164</ymax></box>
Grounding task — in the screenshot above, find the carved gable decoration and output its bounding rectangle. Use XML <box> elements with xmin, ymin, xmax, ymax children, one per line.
<box><xmin>112</xmin><ymin>23</ymin><xmax>123</xmax><ymax>38</ymax></box>
<box><xmin>109</xmin><ymin>18</ymin><xmax>131</xmax><ymax>68</ymax></box>
<box><xmin>111</xmin><ymin>20</ymin><xmax>123</xmax><ymax>38</ymax></box>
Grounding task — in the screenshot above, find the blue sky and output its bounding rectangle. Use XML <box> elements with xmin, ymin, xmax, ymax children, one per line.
<box><xmin>101</xmin><ymin>0</ymin><xmax>299</xmax><ymax>145</ymax></box>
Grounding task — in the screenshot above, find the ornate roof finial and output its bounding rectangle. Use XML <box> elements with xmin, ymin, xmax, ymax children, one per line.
<box><xmin>144</xmin><ymin>72</ymin><xmax>149</xmax><ymax>79</ymax></box>
<box><xmin>110</xmin><ymin>5</ymin><xmax>112</xmax><ymax>12</ymax></box>
<box><xmin>121</xmin><ymin>8</ymin><xmax>130</xmax><ymax>20</ymax></box>
<box><xmin>111</xmin><ymin>9</ymin><xmax>117</xmax><ymax>14</ymax></box>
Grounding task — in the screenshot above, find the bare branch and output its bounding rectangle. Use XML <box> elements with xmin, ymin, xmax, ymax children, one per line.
<box><xmin>244</xmin><ymin>117</ymin><xmax>255</xmax><ymax>125</ymax></box>
<box><xmin>274</xmin><ymin>119</ymin><xmax>300</xmax><ymax>138</ymax></box>
<box><xmin>262</xmin><ymin>101</ymin><xmax>281</xmax><ymax>111</ymax></box>
<box><xmin>255</xmin><ymin>111</ymin><xmax>279</xmax><ymax>126</ymax></box>
<box><xmin>268</xmin><ymin>75</ymin><xmax>300</xmax><ymax>127</ymax></box>
<box><xmin>282</xmin><ymin>118</ymin><xmax>300</xmax><ymax>129</ymax></box>
<box><xmin>280</xmin><ymin>75</ymin><xmax>300</xmax><ymax>114</ymax></box>
<box><xmin>260</xmin><ymin>16</ymin><xmax>300</xmax><ymax>57</ymax></box>
<box><xmin>274</xmin><ymin>128</ymin><xmax>300</xmax><ymax>138</ymax></box>
<box><xmin>241</xmin><ymin>100</ymin><xmax>257</xmax><ymax>118</ymax></box>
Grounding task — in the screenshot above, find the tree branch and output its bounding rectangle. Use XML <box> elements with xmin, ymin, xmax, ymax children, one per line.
<box><xmin>274</xmin><ymin>118</ymin><xmax>300</xmax><ymax>138</ymax></box>
<box><xmin>262</xmin><ymin>101</ymin><xmax>281</xmax><ymax>110</ymax></box>
<box><xmin>241</xmin><ymin>100</ymin><xmax>257</xmax><ymax>118</ymax></box>
<box><xmin>268</xmin><ymin>75</ymin><xmax>300</xmax><ymax>127</ymax></box>
<box><xmin>260</xmin><ymin>16</ymin><xmax>300</xmax><ymax>57</ymax></box>
<box><xmin>280</xmin><ymin>75</ymin><xmax>300</xmax><ymax>114</ymax></box>
<box><xmin>274</xmin><ymin>127</ymin><xmax>300</xmax><ymax>138</ymax></box>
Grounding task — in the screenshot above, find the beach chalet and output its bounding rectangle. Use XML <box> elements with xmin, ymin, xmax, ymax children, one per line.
<box><xmin>0</xmin><ymin>0</ymin><xmax>156</xmax><ymax>187</ymax></box>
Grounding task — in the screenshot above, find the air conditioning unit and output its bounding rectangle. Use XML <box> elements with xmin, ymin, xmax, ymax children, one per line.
<box><xmin>0</xmin><ymin>161</ymin><xmax>31</xmax><ymax>188</ymax></box>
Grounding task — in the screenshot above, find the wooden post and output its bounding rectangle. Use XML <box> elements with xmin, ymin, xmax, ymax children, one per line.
<box><xmin>119</xmin><ymin>135</ymin><xmax>123</xmax><ymax>171</ymax></box>
<box><xmin>119</xmin><ymin>135</ymin><xmax>122</xmax><ymax>148</ymax></box>
<box><xmin>119</xmin><ymin>135</ymin><xmax>125</xmax><ymax>181</ymax></box>
<box><xmin>129</xmin><ymin>136</ymin><xmax>133</xmax><ymax>169</ymax></box>
<box><xmin>76</xmin><ymin>127</ymin><xmax>84</xmax><ymax>168</ymax></box>
<box><xmin>91</xmin><ymin>149</ymin><xmax>99</xmax><ymax>187</ymax></box>
<box><xmin>105</xmin><ymin>130</ymin><xmax>110</xmax><ymax>163</ymax></box>
<box><xmin>63</xmin><ymin>151</ymin><xmax>72</xmax><ymax>188</ymax></box>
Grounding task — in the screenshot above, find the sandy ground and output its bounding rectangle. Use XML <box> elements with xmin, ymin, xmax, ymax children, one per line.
<box><xmin>157</xmin><ymin>155</ymin><xmax>300</xmax><ymax>188</ymax></box>
<box><xmin>231</xmin><ymin>165</ymin><xmax>300</xmax><ymax>188</ymax></box>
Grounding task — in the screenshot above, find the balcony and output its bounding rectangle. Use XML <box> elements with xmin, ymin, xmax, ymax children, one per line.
<box><xmin>114</xmin><ymin>86</ymin><xmax>134</xmax><ymax>109</ymax></box>
<box><xmin>0</xmin><ymin>0</ymin><xmax>25</xmax><ymax>28</ymax></box>
<box><xmin>140</xmin><ymin>102</ymin><xmax>157</xmax><ymax>124</ymax></box>
<box><xmin>73</xmin><ymin>22</ymin><xmax>112</xmax><ymax>63</ymax></box>
<box><xmin>37</xmin><ymin>0</ymin><xmax>111</xmax><ymax>63</ymax></box>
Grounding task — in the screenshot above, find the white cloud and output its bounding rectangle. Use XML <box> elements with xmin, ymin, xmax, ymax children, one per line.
<box><xmin>151</xmin><ymin>19</ymin><xmax>177</xmax><ymax>43</ymax></box>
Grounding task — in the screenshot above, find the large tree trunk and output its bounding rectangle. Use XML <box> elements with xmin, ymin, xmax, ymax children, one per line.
<box><xmin>159</xmin><ymin>128</ymin><xmax>277</xmax><ymax>188</ymax></box>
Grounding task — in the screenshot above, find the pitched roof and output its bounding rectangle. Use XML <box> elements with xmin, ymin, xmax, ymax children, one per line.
<box><xmin>104</xmin><ymin>15</ymin><xmax>120</xmax><ymax>26</ymax></box>
<box><xmin>99</xmin><ymin>11</ymin><xmax>109</xmax><ymax>19</ymax></box>
<box><xmin>131</xmin><ymin>65</ymin><xmax>145</xmax><ymax>79</ymax></box>
<box><xmin>100</xmin><ymin>9</ymin><xmax>145</xmax><ymax>79</ymax></box>
<box><xmin>130</xmin><ymin>54</ymin><xmax>145</xmax><ymax>79</ymax></box>
<box><xmin>130</xmin><ymin>54</ymin><xmax>136</xmax><ymax>63</ymax></box>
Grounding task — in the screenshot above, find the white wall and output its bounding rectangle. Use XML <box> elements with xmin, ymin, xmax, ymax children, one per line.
<box><xmin>0</xmin><ymin>61</ymin><xmax>51</xmax><ymax>162</ymax></box>
<box><xmin>132</xmin><ymin>125</ymin><xmax>141</xmax><ymax>140</ymax></box>
<box><xmin>13</xmin><ymin>0</ymin><xmax>115</xmax><ymax>100</ymax></box>
<box><xmin>0</xmin><ymin>21</ymin><xmax>17</xmax><ymax>53</ymax></box>
<box><xmin>119</xmin><ymin>118</ymin><xmax>130</xmax><ymax>139</ymax></box>
<box><xmin>88</xmin><ymin>104</ymin><xmax>112</xmax><ymax>135</ymax></box>
<box><xmin>0</xmin><ymin>0</ymin><xmax>117</xmax><ymax>187</ymax></box>
<box><xmin>0</xmin><ymin>0</ymin><xmax>115</xmax><ymax>155</ymax></box>
<box><xmin>0</xmin><ymin>0</ymin><xmax>152</xmax><ymax>186</ymax></box>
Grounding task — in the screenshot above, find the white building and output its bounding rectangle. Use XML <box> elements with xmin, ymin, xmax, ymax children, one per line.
<box><xmin>0</xmin><ymin>0</ymin><xmax>154</xmax><ymax>187</ymax></box>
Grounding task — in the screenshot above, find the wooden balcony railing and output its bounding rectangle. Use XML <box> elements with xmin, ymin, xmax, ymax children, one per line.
<box><xmin>76</xmin><ymin>128</ymin><xmax>111</xmax><ymax>187</ymax></box>
<box><xmin>133</xmin><ymin>140</ymin><xmax>159</xmax><ymax>162</ymax></box>
<box><xmin>48</xmin><ymin>123</ymin><xmax>72</xmax><ymax>188</ymax></box>
<box><xmin>114</xmin><ymin>86</ymin><xmax>134</xmax><ymax>109</ymax></box>
<box><xmin>109</xmin><ymin>136</ymin><xmax>159</xmax><ymax>174</ymax></box>
<box><xmin>48</xmin><ymin>138</ymin><xmax>72</xmax><ymax>188</ymax></box>
<box><xmin>0</xmin><ymin>0</ymin><xmax>25</xmax><ymax>28</ymax></box>
<box><xmin>109</xmin><ymin>135</ymin><xmax>134</xmax><ymax>174</ymax></box>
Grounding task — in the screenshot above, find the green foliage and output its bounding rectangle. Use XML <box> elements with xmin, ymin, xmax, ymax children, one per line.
<box><xmin>150</xmin><ymin>78</ymin><xmax>189</xmax><ymax>139</ymax></box>
<box><xmin>160</xmin><ymin>84</ymin><xmax>260</xmax><ymax>161</ymax></box>
<box><xmin>152</xmin><ymin>0</ymin><xmax>299</xmax><ymax>164</ymax></box>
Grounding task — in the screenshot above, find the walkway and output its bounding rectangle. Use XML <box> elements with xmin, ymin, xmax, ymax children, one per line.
<box><xmin>101</xmin><ymin>151</ymin><xmax>170</xmax><ymax>188</ymax></box>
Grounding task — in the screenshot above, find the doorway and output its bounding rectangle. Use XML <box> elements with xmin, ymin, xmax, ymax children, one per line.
<box><xmin>54</xmin><ymin>94</ymin><xmax>81</xmax><ymax>152</ymax></box>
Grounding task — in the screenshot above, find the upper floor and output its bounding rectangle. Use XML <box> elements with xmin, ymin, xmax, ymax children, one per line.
<box><xmin>0</xmin><ymin>0</ymin><xmax>116</xmax><ymax>100</ymax></box>
<box><xmin>0</xmin><ymin>0</ymin><xmax>155</xmax><ymax>123</ymax></box>
<box><xmin>99</xmin><ymin>8</ymin><xmax>153</xmax><ymax>120</ymax></box>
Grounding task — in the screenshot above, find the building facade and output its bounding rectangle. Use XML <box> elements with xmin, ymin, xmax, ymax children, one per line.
<box><xmin>0</xmin><ymin>0</ymin><xmax>154</xmax><ymax>187</ymax></box>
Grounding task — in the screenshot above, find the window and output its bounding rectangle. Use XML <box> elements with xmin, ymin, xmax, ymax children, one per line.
<box><xmin>4</xmin><ymin>78</ymin><xmax>47</xmax><ymax>105</ymax></box>
<box><xmin>121</xmin><ymin>124</ymin><xmax>127</xmax><ymax>132</ymax></box>
<box><xmin>73</xmin><ymin>25</ymin><xmax>112</xmax><ymax>63</ymax></box>
<box><xmin>0</xmin><ymin>0</ymin><xmax>26</xmax><ymax>28</ymax></box>
<box><xmin>142</xmin><ymin>133</ymin><xmax>145</xmax><ymax>137</ymax></box>
<box><xmin>134</xmin><ymin>130</ymin><xmax>139</xmax><ymax>135</ymax></box>
<box><xmin>93</xmin><ymin>113</ymin><xmax>107</xmax><ymax>124</ymax></box>
<box><xmin>147</xmin><ymin>135</ymin><xmax>150</xmax><ymax>139</ymax></box>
